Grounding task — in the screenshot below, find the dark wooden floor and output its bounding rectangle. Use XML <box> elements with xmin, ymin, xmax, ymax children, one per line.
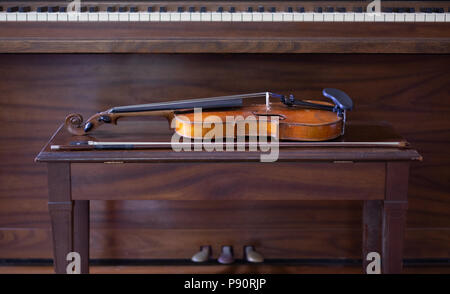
<box><xmin>0</xmin><ymin>265</ymin><xmax>448</xmax><ymax>274</ymax></box>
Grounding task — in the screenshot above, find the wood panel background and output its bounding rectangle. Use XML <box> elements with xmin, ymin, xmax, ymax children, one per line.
<box><xmin>0</xmin><ymin>53</ymin><xmax>449</xmax><ymax>261</ymax></box>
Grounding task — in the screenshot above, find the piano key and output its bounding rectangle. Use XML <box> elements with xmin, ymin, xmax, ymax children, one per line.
<box><xmin>258</xmin><ymin>6</ymin><xmax>264</xmax><ymax>13</ymax></box>
<box><xmin>364</xmin><ymin>13</ymin><xmax>375</xmax><ymax>22</ymax></box>
<box><xmin>189</xmin><ymin>7</ymin><xmax>195</xmax><ymax>13</ymax></box>
<box><xmin>303</xmin><ymin>13</ymin><xmax>313</xmax><ymax>22</ymax></box>
<box><xmin>283</xmin><ymin>12</ymin><xmax>293</xmax><ymax>21</ymax></box>
<box><xmin>0</xmin><ymin>12</ymin><xmax>7</xmax><ymax>22</ymax></box>
<box><xmin>170</xmin><ymin>12</ymin><xmax>181</xmax><ymax>21</ymax></box>
<box><xmin>19</xmin><ymin>6</ymin><xmax>31</xmax><ymax>13</ymax></box>
<box><xmin>68</xmin><ymin>12</ymin><xmax>78</xmax><ymax>21</ymax></box>
<box><xmin>252</xmin><ymin>12</ymin><xmax>262</xmax><ymax>21</ymax></box>
<box><xmin>262</xmin><ymin>12</ymin><xmax>272</xmax><ymax>21</ymax></box>
<box><xmin>57</xmin><ymin>12</ymin><xmax>68</xmax><ymax>21</ymax></box>
<box><xmin>297</xmin><ymin>7</ymin><xmax>305</xmax><ymax>13</ymax></box>
<box><xmin>177</xmin><ymin>7</ymin><xmax>184</xmax><ymax>13</ymax></box>
<box><xmin>415</xmin><ymin>13</ymin><xmax>425</xmax><ymax>22</ymax></box>
<box><xmin>160</xmin><ymin>11</ymin><xmax>171</xmax><ymax>21</ymax></box>
<box><xmin>200</xmin><ymin>7</ymin><xmax>207</xmax><ymax>13</ymax></box>
<box><xmin>247</xmin><ymin>7</ymin><xmax>253</xmax><ymax>13</ymax></box>
<box><xmin>119</xmin><ymin>12</ymin><xmax>129</xmax><ymax>22</ymax></box>
<box><xmin>159</xmin><ymin>6</ymin><xmax>167</xmax><ymax>13</ymax></box>
<box><xmin>385</xmin><ymin>13</ymin><xmax>395</xmax><ymax>22</ymax></box>
<box><xmin>7</xmin><ymin>6</ymin><xmax>18</xmax><ymax>13</ymax></box>
<box><xmin>107</xmin><ymin>7</ymin><xmax>116</xmax><ymax>13</ymax></box>
<box><xmin>344</xmin><ymin>13</ymin><xmax>355</xmax><ymax>22</ymax></box>
<box><xmin>287</xmin><ymin>7</ymin><xmax>293</xmax><ymax>13</ymax></box>
<box><xmin>435</xmin><ymin>13</ymin><xmax>445</xmax><ymax>22</ymax></box>
<box><xmin>293</xmin><ymin>12</ymin><xmax>304</xmax><ymax>21</ymax></box>
<box><xmin>191</xmin><ymin>12</ymin><xmax>201</xmax><ymax>21</ymax></box>
<box><xmin>78</xmin><ymin>12</ymin><xmax>89</xmax><ymax>22</ymax></box>
<box><xmin>139</xmin><ymin>12</ymin><xmax>150</xmax><ymax>21</ymax></box>
<box><xmin>98</xmin><ymin>12</ymin><xmax>108</xmax><ymax>21</ymax></box>
<box><xmin>395</xmin><ymin>13</ymin><xmax>406</xmax><ymax>22</ymax></box>
<box><xmin>211</xmin><ymin>12</ymin><xmax>222</xmax><ymax>21</ymax></box>
<box><xmin>404</xmin><ymin>13</ymin><xmax>415</xmax><ymax>22</ymax></box>
<box><xmin>446</xmin><ymin>13</ymin><xmax>450</xmax><ymax>22</ymax></box>
<box><xmin>80</xmin><ymin>6</ymin><xmax>87</xmax><ymax>13</ymax></box>
<box><xmin>425</xmin><ymin>13</ymin><xmax>436</xmax><ymax>22</ymax></box>
<box><xmin>334</xmin><ymin>12</ymin><xmax>344</xmax><ymax>22</ymax></box>
<box><xmin>108</xmin><ymin>12</ymin><xmax>119</xmax><ymax>21</ymax></box>
<box><xmin>273</xmin><ymin>12</ymin><xmax>283</xmax><ymax>21</ymax></box>
<box><xmin>323</xmin><ymin>13</ymin><xmax>334</xmax><ymax>22</ymax></box>
<box><xmin>129</xmin><ymin>11</ymin><xmax>139</xmax><ymax>21</ymax></box>
<box><xmin>88</xmin><ymin>7</ymin><xmax>98</xmax><ymax>13</ymax></box>
<box><xmin>150</xmin><ymin>12</ymin><xmax>160</xmax><ymax>21</ymax></box>
<box><xmin>270</xmin><ymin>7</ymin><xmax>276</xmax><ymax>13</ymax></box>
<box><xmin>59</xmin><ymin>7</ymin><xmax>66</xmax><ymax>13</ymax></box>
<box><xmin>242</xmin><ymin>12</ymin><xmax>252</xmax><ymax>21</ymax></box>
<box><xmin>231</xmin><ymin>12</ymin><xmax>242</xmax><ymax>22</ymax></box>
<box><xmin>325</xmin><ymin>7</ymin><xmax>334</xmax><ymax>13</ymax></box>
<box><xmin>6</xmin><ymin>12</ymin><xmax>17</xmax><ymax>21</ymax></box>
<box><xmin>26</xmin><ymin>12</ymin><xmax>37</xmax><ymax>21</ymax></box>
<box><xmin>180</xmin><ymin>12</ymin><xmax>190</xmax><ymax>21</ymax></box>
<box><xmin>222</xmin><ymin>12</ymin><xmax>231</xmax><ymax>21</ymax></box>
<box><xmin>17</xmin><ymin>11</ymin><xmax>27</xmax><ymax>21</ymax></box>
<box><xmin>147</xmin><ymin>7</ymin><xmax>153</xmax><ymax>13</ymax></box>
<box><xmin>374</xmin><ymin>13</ymin><xmax>385</xmax><ymax>22</ymax></box>
<box><xmin>313</xmin><ymin>13</ymin><xmax>324</xmax><ymax>21</ymax></box>
<box><xmin>130</xmin><ymin>7</ymin><xmax>138</xmax><ymax>13</ymax></box>
<box><xmin>118</xmin><ymin>7</ymin><xmax>127</xmax><ymax>13</ymax></box>
<box><xmin>229</xmin><ymin>7</ymin><xmax>236</xmax><ymax>13</ymax></box>
<box><xmin>201</xmin><ymin>12</ymin><xmax>212</xmax><ymax>22</ymax></box>
<box><xmin>354</xmin><ymin>7</ymin><xmax>363</xmax><ymax>13</ymax></box>
<box><xmin>354</xmin><ymin>12</ymin><xmax>364</xmax><ymax>21</ymax></box>
<box><xmin>337</xmin><ymin>7</ymin><xmax>346</xmax><ymax>13</ymax></box>
<box><xmin>48</xmin><ymin>12</ymin><xmax>58</xmax><ymax>21</ymax></box>
<box><xmin>88</xmin><ymin>12</ymin><xmax>99</xmax><ymax>21</ymax></box>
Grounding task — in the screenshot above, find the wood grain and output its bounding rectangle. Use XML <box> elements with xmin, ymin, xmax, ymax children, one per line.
<box><xmin>0</xmin><ymin>53</ymin><xmax>449</xmax><ymax>259</ymax></box>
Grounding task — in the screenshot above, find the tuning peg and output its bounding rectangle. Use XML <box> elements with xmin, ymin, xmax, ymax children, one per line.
<box><xmin>244</xmin><ymin>246</ymin><xmax>264</xmax><ymax>263</ymax></box>
<box><xmin>191</xmin><ymin>246</ymin><xmax>211</xmax><ymax>263</ymax></box>
<box><xmin>218</xmin><ymin>246</ymin><xmax>234</xmax><ymax>264</ymax></box>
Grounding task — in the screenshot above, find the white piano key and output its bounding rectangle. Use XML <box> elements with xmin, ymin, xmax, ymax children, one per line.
<box><xmin>334</xmin><ymin>13</ymin><xmax>344</xmax><ymax>22</ymax></box>
<box><xmin>129</xmin><ymin>13</ymin><xmax>139</xmax><ymax>21</ymax></box>
<box><xmin>292</xmin><ymin>13</ymin><xmax>304</xmax><ymax>22</ymax></box>
<box><xmin>150</xmin><ymin>12</ymin><xmax>160</xmax><ymax>21</ymax></box>
<box><xmin>425</xmin><ymin>13</ymin><xmax>436</xmax><ymax>22</ymax></box>
<box><xmin>57</xmin><ymin>12</ymin><xmax>68</xmax><ymax>21</ymax></box>
<box><xmin>446</xmin><ymin>13</ymin><xmax>450</xmax><ymax>22</ymax></box>
<box><xmin>374</xmin><ymin>13</ymin><xmax>385</xmax><ymax>22</ymax></box>
<box><xmin>231</xmin><ymin>12</ymin><xmax>242</xmax><ymax>22</ymax></box>
<box><xmin>191</xmin><ymin>12</ymin><xmax>201</xmax><ymax>21</ymax></box>
<box><xmin>107</xmin><ymin>13</ymin><xmax>118</xmax><ymax>21</ymax></box>
<box><xmin>26</xmin><ymin>12</ymin><xmax>37</xmax><ymax>21</ymax></box>
<box><xmin>313</xmin><ymin>13</ymin><xmax>324</xmax><ymax>22</ymax></box>
<box><xmin>180</xmin><ymin>12</ymin><xmax>190</xmax><ymax>21</ymax></box>
<box><xmin>6</xmin><ymin>13</ymin><xmax>17</xmax><ymax>21</ymax></box>
<box><xmin>170</xmin><ymin>12</ymin><xmax>181</xmax><ymax>21</ymax></box>
<box><xmin>273</xmin><ymin>12</ymin><xmax>283</xmax><ymax>21</ymax></box>
<box><xmin>252</xmin><ymin>12</ymin><xmax>263</xmax><ymax>22</ymax></box>
<box><xmin>242</xmin><ymin>12</ymin><xmax>252</xmax><ymax>21</ymax></box>
<box><xmin>211</xmin><ymin>12</ymin><xmax>222</xmax><ymax>21</ymax></box>
<box><xmin>323</xmin><ymin>13</ymin><xmax>334</xmax><ymax>22</ymax></box>
<box><xmin>435</xmin><ymin>13</ymin><xmax>445</xmax><ymax>22</ymax></box>
<box><xmin>47</xmin><ymin>13</ymin><xmax>58</xmax><ymax>22</ymax></box>
<box><xmin>415</xmin><ymin>13</ymin><xmax>425</xmax><ymax>22</ymax></box>
<box><xmin>344</xmin><ymin>13</ymin><xmax>355</xmax><ymax>22</ymax></box>
<box><xmin>87</xmin><ymin>13</ymin><xmax>99</xmax><ymax>22</ymax></box>
<box><xmin>98</xmin><ymin>12</ymin><xmax>108</xmax><ymax>21</ymax></box>
<box><xmin>118</xmin><ymin>13</ymin><xmax>129</xmax><ymax>22</ymax></box>
<box><xmin>37</xmin><ymin>13</ymin><xmax>48</xmax><ymax>21</ymax></box>
<box><xmin>262</xmin><ymin>12</ymin><xmax>272</xmax><ymax>21</ymax></box>
<box><xmin>303</xmin><ymin>13</ymin><xmax>314</xmax><ymax>22</ymax></box>
<box><xmin>354</xmin><ymin>13</ymin><xmax>364</xmax><ymax>22</ymax></box>
<box><xmin>404</xmin><ymin>13</ymin><xmax>415</xmax><ymax>22</ymax></box>
<box><xmin>78</xmin><ymin>13</ymin><xmax>89</xmax><ymax>22</ymax></box>
<box><xmin>200</xmin><ymin>12</ymin><xmax>212</xmax><ymax>22</ymax></box>
<box><xmin>222</xmin><ymin>12</ymin><xmax>232</xmax><ymax>21</ymax></box>
<box><xmin>68</xmin><ymin>12</ymin><xmax>78</xmax><ymax>21</ymax></box>
<box><xmin>385</xmin><ymin>13</ymin><xmax>395</xmax><ymax>22</ymax></box>
<box><xmin>160</xmin><ymin>13</ymin><xmax>171</xmax><ymax>21</ymax></box>
<box><xmin>282</xmin><ymin>13</ymin><xmax>293</xmax><ymax>22</ymax></box>
<box><xmin>396</xmin><ymin>13</ymin><xmax>407</xmax><ymax>22</ymax></box>
<box><xmin>17</xmin><ymin>13</ymin><xmax>27</xmax><ymax>21</ymax></box>
<box><xmin>364</xmin><ymin>13</ymin><xmax>375</xmax><ymax>22</ymax></box>
<box><xmin>0</xmin><ymin>13</ymin><xmax>6</xmax><ymax>22</ymax></box>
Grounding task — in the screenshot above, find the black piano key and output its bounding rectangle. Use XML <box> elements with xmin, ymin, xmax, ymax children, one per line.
<box><xmin>336</xmin><ymin>7</ymin><xmax>346</xmax><ymax>13</ymax></box>
<box><xmin>325</xmin><ymin>7</ymin><xmax>334</xmax><ymax>13</ymax></box>
<box><xmin>353</xmin><ymin>7</ymin><xmax>363</xmax><ymax>13</ymax></box>
<box><xmin>383</xmin><ymin>7</ymin><xmax>393</xmax><ymax>13</ymax></box>
<box><xmin>19</xmin><ymin>6</ymin><xmax>31</xmax><ymax>12</ymax></box>
<box><xmin>36</xmin><ymin>6</ymin><xmax>48</xmax><ymax>12</ymax></box>
<box><xmin>189</xmin><ymin>7</ymin><xmax>195</xmax><ymax>13</ymax></box>
<box><xmin>130</xmin><ymin>7</ymin><xmax>138</xmax><ymax>13</ymax></box>
<box><xmin>118</xmin><ymin>7</ymin><xmax>127</xmax><ymax>13</ymax></box>
<box><xmin>408</xmin><ymin>8</ymin><xmax>415</xmax><ymax>13</ymax></box>
<box><xmin>297</xmin><ymin>7</ymin><xmax>305</xmax><ymax>13</ymax></box>
<box><xmin>177</xmin><ymin>7</ymin><xmax>184</xmax><ymax>13</ymax></box>
<box><xmin>420</xmin><ymin>7</ymin><xmax>432</xmax><ymax>13</ymax></box>
<box><xmin>200</xmin><ymin>7</ymin><xmax>207</xmax><ymax>13</ymax></box>
<box><xmin>80</xmin><ymin>6</ymin><xmax>87</xmax><ymax>13</ymax></box>
<box><xmin>7</xmin><ymin>6</ymin><xmax>19</xmax><ymax>12</ymax></box>
<box><xmin>217</xmin><ymin>7</ymin><xmax>224</xmax><ymax>13</ymax></box>
<box><xmin>314</xmin><ymin>7</ymin><xmax>323</xmax><ymax>13</ymax></box>
<box><xmin>88</xmin><ymin>7</ymin><xmax>98</xmax><ymax>13</ymax></box>
<box><xmin>0</xmin><ymin>7</ymin><xmax>2</xmax><ymax>12</ymax></box>
<box><xmin>146</xmin><ymin>7</ymin><xmax>153</xmax><ymax>13</ymax></box>
<box><xmin>247</xmin><ymin>7</ymin><xmax>252</xmax><ymax>13</ymax></box>
<box><xmin>435</xmin><ymin>8</ymin><xmax>444</xmax><ymax>13</ymax></box>
<box><xmin>159</xmin><ymin>6</ymin><xmax>167</xmax><ymax>13</ymax></box>
<box><xmin>229</xmin><ymin>7</ymin><xmax>235</xmax><ymax>13</ymax></box>
<box><xmin>59</xmin><ymin>7</ymin><xmax>67</xmax><ymax>12</ymax></box>
<box><xmin>397</xmin><ymin>8</ymin><xmax>405</xmax><ymax>13</ymax></box>
<box><xmin>257</xmin><ymin>6</ymin><xmax>264</xmax><ymax>13</ymax></box>
<box><xmin>287</xmin><ymin>7</ymin><xmax>293</xmax><ymax>13</ymax></box>
<box><xmin>270</xmin><ymin>7</ymin><xmax>276</xmax><ymax>13</ymax></box>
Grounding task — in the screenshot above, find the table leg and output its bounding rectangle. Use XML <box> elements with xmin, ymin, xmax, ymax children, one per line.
<box><xmin>362</xmin><ymin>200</ymin><xmax>382</xmax><ymax>273</ymax></box>
<box><xmin>382</xmin><ymin>162</ymin><xmax>410</xmax><ymax>274</ymax></box>
<box><xmin>74</xmin><ymin>200</ymin><xmax>90</xmax><ymax>274</ymax></box>
<box><xmin>47</xmin><ymin>163</ymin><xmax>73</xmax><ymax>274</ymax></box>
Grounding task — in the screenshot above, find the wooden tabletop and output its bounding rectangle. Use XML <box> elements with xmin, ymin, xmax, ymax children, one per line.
<box><xmin>35</xmin><ymin>120</ymin><xmax>421</xmax><ymax>163</ymax></box>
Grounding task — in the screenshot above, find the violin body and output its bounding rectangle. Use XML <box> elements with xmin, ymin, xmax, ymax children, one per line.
<box><xmin>65</xmin><ymin>89</ymin><xmax>352</xmax><ymax>142</ymax></box>
<box><xmin>174</xmin><ymin>101</ymin><xmax>343</xmax><ymax>141</ymax></box>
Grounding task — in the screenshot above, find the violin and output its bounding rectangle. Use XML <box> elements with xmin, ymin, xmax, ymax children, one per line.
<box><xmin>65</xmin><ymin>88</ymin><xmax>353</xmax><ymax>141</ymax></box>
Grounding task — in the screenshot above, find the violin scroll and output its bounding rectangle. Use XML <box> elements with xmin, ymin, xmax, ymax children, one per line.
<box><xmin>65</xmin><ymin>112</ymin><xmax>117</xmax><ymax>136</ymax></box>
<box><xmin>65</xmin><ymin>113</ymin><xmax>86</xmax><ymax>136</ymax></box>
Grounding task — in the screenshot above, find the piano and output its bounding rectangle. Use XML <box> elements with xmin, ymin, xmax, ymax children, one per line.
<box><xmin>0</xmin><ymin>1</ymin><xmax>449</xmax><ymax>269</ymax></box>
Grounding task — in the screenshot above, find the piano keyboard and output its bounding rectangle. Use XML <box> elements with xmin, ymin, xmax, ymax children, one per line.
<box><xmin>1</xmin><ymin>1</ymin><xmax>450</xmax><ymax>22</ymax></box>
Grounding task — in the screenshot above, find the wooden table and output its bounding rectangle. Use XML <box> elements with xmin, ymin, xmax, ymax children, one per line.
<box><xmin>36</xmin><ymin>120</ymin><xmax>421</xmax><ymax>274</ymax></box>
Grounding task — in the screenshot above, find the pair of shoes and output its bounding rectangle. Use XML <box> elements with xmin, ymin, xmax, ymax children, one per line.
<box><xmin>191</xmin><ymin>245</ymin><xmax>264</xmax><ymax>264</ymax></box>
